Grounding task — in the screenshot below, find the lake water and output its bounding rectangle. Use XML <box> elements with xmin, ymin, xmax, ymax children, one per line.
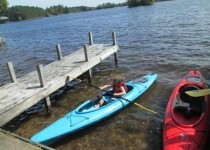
<box><xmin>0</xmin><ymin>0</ymin><xmax>210</xmax><ymax>149</ymax></box>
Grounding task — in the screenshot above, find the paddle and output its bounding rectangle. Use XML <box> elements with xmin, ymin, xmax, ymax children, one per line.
<box><xmin>74</xmin><ymin>78</ymin><xmax>158</xmax><ymax>114</ymax></box>
<box><xmin>185</xmin><ymin>89</ymin><xmax>210</xmax><ymax>97</ymax></box>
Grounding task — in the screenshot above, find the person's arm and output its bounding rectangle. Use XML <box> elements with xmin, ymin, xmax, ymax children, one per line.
<box><xmin>100</xmin><ymin>84</ymin><xmax>111</xmax><ymax>89</ymax></box>
<box><xmin>113</xmin><ymin>85</ymin><xmax>126</xmax><ymax>96</ymax></box>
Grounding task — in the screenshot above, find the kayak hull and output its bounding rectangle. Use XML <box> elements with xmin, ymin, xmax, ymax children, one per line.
<box><xmin>163</xmin><ymin>70</ymin><xmax>210</xmax><ymax>150</ymax></box>
<box><xmin>31</xmin><ymin>73</ymin><xmax>157</xmax><ymax>145</ymax></box>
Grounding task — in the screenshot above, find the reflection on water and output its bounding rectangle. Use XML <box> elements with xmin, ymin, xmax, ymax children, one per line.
<box><xmin>1</xmin><ymin>0</ymin><xmax>210</xmax><ymax>149</ymax></box>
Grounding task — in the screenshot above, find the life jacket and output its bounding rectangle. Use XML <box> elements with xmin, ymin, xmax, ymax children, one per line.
<box><xmin>112</xmin><ymin>82</ymin><xmax>127</xmax><ymax>93</ymax></box>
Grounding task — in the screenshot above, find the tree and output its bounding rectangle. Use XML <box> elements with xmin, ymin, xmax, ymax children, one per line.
<box><xmin>127</xmin><ymin>0</ymin><xmax>155</xmax><ymax>7</ymax></box>
<box><xmin>8</xmin><ymin>6</ymin><xmax>46</xmax><ymax>21</ymax></box>
<box><xmin>0</xmin><ymin>0</ymin><xmax>8</xmax><ymax>16</ymax></box>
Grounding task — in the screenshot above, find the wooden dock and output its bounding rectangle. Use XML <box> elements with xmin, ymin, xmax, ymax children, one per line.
<box><xmin>0</xmin><ymin>129</ymin><xmax>54</xmax><ymax>150</ymax></box>
<box><xmin>0</xmin><ymin>32</ymin><xmax>119</xmax><ymax>127</ymax></box>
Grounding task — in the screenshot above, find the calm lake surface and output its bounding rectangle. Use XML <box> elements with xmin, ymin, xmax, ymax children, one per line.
<box><xmin>1</xmin><ymin>0</ymin><xmax>210</xmax><ymax>149</ymax></box>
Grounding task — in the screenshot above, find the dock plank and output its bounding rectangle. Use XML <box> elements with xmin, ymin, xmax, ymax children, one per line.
<box><xmin>0</xmin><ymin>44</ymin><xmax>118</xmax><ymax>127</ymax></box>
<box><xmin>0</xmin><ymin>129</ymin><xmax>54</xmax><ymax>150</ymax></box>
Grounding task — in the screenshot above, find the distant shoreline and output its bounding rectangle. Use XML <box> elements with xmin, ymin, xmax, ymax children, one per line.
<box><xmin>1</xmin><ymin>3</ymin><xmax>127</xmax><ymax>23</ymax></box>
<box><xmin>1</xmin><ymin>0</ymin><xmax>171</xmax><ymax>24</ymax></box>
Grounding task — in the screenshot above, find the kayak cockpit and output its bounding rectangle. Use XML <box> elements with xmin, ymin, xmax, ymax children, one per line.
<box><xmin>172</xmin><ymin>85</ymin><xmax>206</xmax><ymax>126</ymax></box>
<box><xmin>77</xmin><ymin>100</ymin><xmax>97</xmax><ymax>112</ymax></box>
<box><xmin>77</xmin><ymin>85</ymin><xmax>134</xmax><ymax>113</ymax></box>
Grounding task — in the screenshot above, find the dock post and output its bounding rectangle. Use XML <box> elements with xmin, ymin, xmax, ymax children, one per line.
<box><xmin>112</xmin><ymin>31</ymin><xmax>117</xmax><ymax>46</ymax></box>
<box><xmin>37</xmin><ymin>64</ymin><xmax>51</xmax><ymax>113</ymax></box>
<box><xmin>56</xmin><ymin>44</ymin><xmax>62</xmax><ymax>60</ymax></box>
<box><xmin>87</xmin><ymin>69</ymin><xmax>92</xmax><ymax>83</ymax></box>
<box><xmin>89</xmin><ymin>32</ymin><xmax>93</xmax><ymax>45</ymax></box>
<box><xmin>84</xmin><ymin>44</ymin><xmax>92</xmax><ymax>83</ymax></box>
<box><xmin>6</xmin><ymin>62</ymin><xmax>17</xmax><ymax>83</ymax></box>
<box><xmin>37</xmin><ymin>65</ymin><xmax>45</xmax><ymax>87</ymax></box>
<box><xmin>84</xmin><ymin>44</ymin><xmax>89</xmax><ymax>61</ymax></box>
<box><xmin>112</xmin><ymin>32</ymin><xmax>118</xmax><ymax>67</ymax></box>
<box><xmin>114</xmin><ymin>53</ymin><xmax>118</xmax><ymax>67</ymax></box>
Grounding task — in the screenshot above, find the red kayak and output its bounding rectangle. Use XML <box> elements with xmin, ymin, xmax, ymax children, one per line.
<box><xmin>163</xmin><ymin>70</ymin><xmax>210</xmax><ymax>150</ymax></box>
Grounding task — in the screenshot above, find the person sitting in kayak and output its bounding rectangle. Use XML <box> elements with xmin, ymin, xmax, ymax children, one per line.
<box><xmin>95</xmin><ymin>75</ymin><xmax>127</xmax><ymax>108</ymax></box>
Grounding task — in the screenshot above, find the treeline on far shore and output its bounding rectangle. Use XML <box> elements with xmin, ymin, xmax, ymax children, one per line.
<box><xmin>6</xmin><ymin>3</ymin><xmax>126</xmax><ymax>22</ymax></box>
<box><xmin>2</xmin><ymin>0</ymin><xmax>170</xmax><ymax>22</ymax></box>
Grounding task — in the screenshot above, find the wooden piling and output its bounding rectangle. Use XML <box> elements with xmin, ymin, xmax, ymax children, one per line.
<box><xmin>114</xmin><ymin>53</ymin><xmax>118</xmax><ymax>67</ymax></box>
<box><xmin>37</xmin><ymin>65</ymin><xmax>45</xmax><ymax>87</ymax></box>
<box><xmin>87</xmin><ymin>69</ymin><xmax>92</xmax><ymax>83</ymax></box>
<box><xmin>112</xmin><ymin>31</ymin><xmax>117</xmax><ymax>46</ymax></box>
<box><xmin>112</xmin><ymin>32</ymin><xmax>118</xmax><ymax>67</ymax></box>
<box><xmin>89</xmin><ymin>32</ymin><xmax>93</xmax><ymax>45</ymax></box>
<box><xmin>7</xmin><ymin>62</ymin><xmax>17</xmax><ymax>83</ymax></box>
<box><xmin>84</xmin><ymin>44</ymin><xmax>89</xmax><ymax>61</ymax></box>
<box><xmin>37</xmin><ymin>64</ymin><xmax>51</xmax><ymax>112</ymax></box>
<box><xmin>84</xmin><ymin>44</ymin><xmax>92</xmax><ymax>82</ymax></box>
<box><xmin>56</xmin><ymin>44</ymin><xmax>62</xmax><ymax>60</ymax></box>
<box><xmin>44</xmin><ymin>97</ymin><xmax>51</xmax><ymax>113</ymax></box>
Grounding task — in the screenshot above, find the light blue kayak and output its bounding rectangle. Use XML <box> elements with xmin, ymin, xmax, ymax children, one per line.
<box><xmin>31</xmin><ymin>73</ymin><xmax>157</xmax><ymax>145</ymax></box>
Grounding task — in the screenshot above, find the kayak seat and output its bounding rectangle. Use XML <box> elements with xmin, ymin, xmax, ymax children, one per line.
<box><xmin>174</xmin><ymin>96</ymin><xmax>190</xmax><ymax>110</ymax></box>
<box><xmin>126</xmin><ymin>85</ymin><xmax>133</xmax><ymax>93</ymax></box>
<box><xmin>179</xmin><ymin>85</ymin><xmax>200</xmax><ymax>103</ymax></box>
<box><xmin>174</xmin><ymin>85</ymin><xmax>205</xmax><ymax>117</ymax></box>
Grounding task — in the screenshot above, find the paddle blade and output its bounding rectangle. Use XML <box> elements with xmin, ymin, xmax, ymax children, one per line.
<box><xmin>185</xmin><ymin>89</ymin><xmax>210</xmax><ymax>97</ymax></box>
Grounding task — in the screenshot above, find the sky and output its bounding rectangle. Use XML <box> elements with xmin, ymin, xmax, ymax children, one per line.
<box><xmin>7</xmin><ymin>0</ymin><xmax>126</xmax><ymax>8</ymax></box>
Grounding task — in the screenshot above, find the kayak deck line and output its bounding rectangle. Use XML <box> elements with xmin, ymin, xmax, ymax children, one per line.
<box><xmin>68</xmin><ymin>114</ymin><xmax>90</xmax><ymax>127</ymax></box>
<box><xmin>0</xmin><ymin>32</ymin><xmax>119</xmax><ymax>127</ymax></box>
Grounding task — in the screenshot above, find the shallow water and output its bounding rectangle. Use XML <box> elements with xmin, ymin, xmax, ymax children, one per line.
<box><xmin>1</xmin><ymin>0</ymin><xmax>210</xmax><ymax>149</ymax></box>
